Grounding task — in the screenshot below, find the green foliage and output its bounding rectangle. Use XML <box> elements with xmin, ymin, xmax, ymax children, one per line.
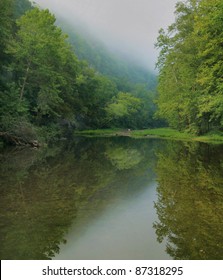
<box><xmin>0</xmin><ymin>0</ymin><xmax>13</xmax><ymax>74</ymax></box>
<box><xmin>9</xmin><ymin>8</ymin><xmax>80</xmax><ymax>122</ymax></box>
<box><xmin>156</xmin><ymin>0</ymin><xmax>223</xmax><ymax>134</ymax></box>
<box><xmin>195</xmin><ymin>0</ymin><xmax>223</xmax><ymax>128</ymax></box>
<box><xmin>13</xmin><ymin>0</ymin><xmax>33</xmax><ymax>19</ymax></box>
<box><xmin>75</xmin><ymin>65</ymin><xmax>118</xmax><ymax>128</ymax></box>
<box><xmin>1</xmin><ymin>3</ymin><xmax>157</xmax><ymax>145</ymax></box>
<box><xmin>106</xmin><ymin>92</ymin><xmax>142</xmax><ymax>128</ymax></box>
<box><xmin>56</xmin><ymin>17</ymin><xmax>158</xmax><ymax>130</ymax></box>
<box><xmin>0</xmin><ymin>83</ymin><xmax>29</xmax><ymax>131</ymax></box>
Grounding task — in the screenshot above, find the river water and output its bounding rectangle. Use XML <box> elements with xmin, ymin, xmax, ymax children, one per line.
<box><xmin>0</xmin><ymin>137</ymin><xmax>223</xmax><ymax>259</ymax></box>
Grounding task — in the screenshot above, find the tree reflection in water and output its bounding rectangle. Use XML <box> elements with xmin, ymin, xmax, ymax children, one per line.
<box><xmin>0</xmin><ymin>137</ymin><xmax>156</xmax><ymax>259</ymax></box>
<box><xmin>154</xmin><ymin>141</ymin><xmax>223</xmax><ymax>260</ymax></box>
<box><xmin>1</xmin><ymin>138</ymin><xmax>223</xmax><ymax>260</ymax></box>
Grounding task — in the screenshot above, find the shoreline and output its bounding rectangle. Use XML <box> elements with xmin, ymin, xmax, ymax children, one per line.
<box><xmin>74</xmin><ymin>128</ymin><xmax>223</xmax><ymax>144</ymax></box>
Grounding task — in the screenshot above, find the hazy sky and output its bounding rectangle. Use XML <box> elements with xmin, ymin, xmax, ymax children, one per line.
<box><xmin>33</xmin><ymin>0</ymin><xmax>178</xmax><ymax>70</ymax></box>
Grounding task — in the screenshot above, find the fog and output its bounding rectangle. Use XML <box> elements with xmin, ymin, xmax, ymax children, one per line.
<box><xmin>33</xmin><ymin>0</ymin><xmax>178</xmax><ymax>70</ymax></box>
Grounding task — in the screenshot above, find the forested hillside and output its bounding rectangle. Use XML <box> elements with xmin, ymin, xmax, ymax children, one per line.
<box><xmin>56</xmin><ymin>18</ymin><xmax>157</xmax><ymax>90</ymax></box>
<box><xmin>156</xmin><ymin>0</ymin><xmax>223</xmax><ymax>135</ymax></box>
<box><xmin>0</xmin><ymin>0</ymin><xmax>158</xmax><ymax>146</ymax></box>
<box><xmin>1</xmin><ymin>0</ymin><xmax>221</xmax><ymax>147</ymax></box>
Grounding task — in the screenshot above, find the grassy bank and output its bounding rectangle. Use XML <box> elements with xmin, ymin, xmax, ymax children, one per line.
<box><xmin>132</xmin><ymin>128</ymin><xmax>223</xmax><ymax>143</ymax></box>
<box><xmin>74</xmin><ymin>128</ymin><xmax>223</xmax><ymax>143</ymax></box>
<box><xmin>74</xmin><ymin>128</ymin><xmax>123</xmax><ymax>137</ymax></box>
<box><xmin>130</xmin><ymin>128</ymin><xmax>192</xmax><ymax>139</ymax></box>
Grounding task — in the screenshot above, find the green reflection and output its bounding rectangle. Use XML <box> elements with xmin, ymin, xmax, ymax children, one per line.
<box><xmin>154</xmin><ymin>141</ymin><xmax>223</xmax><ymax>260</ymax></box>
<box><xmin>2</xmin><ymin>137</ymin><xmax>222</xmax><ymax>260</ymax></box>
<box><xmin>0</xmin><ymin>137</ymin><xmax>155</xmax><ymax>259</ymax></box>
<box><xmin>105</xmin><ymin>146</ymin><xmax>143</xmax><ymax>170</ymax></box>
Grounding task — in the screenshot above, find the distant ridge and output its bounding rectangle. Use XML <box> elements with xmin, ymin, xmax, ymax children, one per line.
<box><xmin>56</xmin><ymin>16</ymin><xmax>157</xmax><ymax>90</ymax></box>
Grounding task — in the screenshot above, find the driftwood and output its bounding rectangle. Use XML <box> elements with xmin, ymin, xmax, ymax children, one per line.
<box><xmin>0</xmin><ymin>132</ymin><xmax>40</xmax><ymax>147</ymax></box>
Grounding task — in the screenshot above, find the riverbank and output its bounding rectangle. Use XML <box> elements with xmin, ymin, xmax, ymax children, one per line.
<box><xmin>74</xmin><ymin>128</ymin><xmax>223</xmax><ymax>143</ymax></box>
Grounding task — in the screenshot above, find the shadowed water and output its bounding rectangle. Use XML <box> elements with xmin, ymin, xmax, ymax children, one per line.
<box><xmin>0</xmin><ymin>137</ymin><xmax>223</xmax><ymax>259</ymax></box>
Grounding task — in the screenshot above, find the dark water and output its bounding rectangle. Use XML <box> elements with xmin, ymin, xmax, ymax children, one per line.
<box><xmin>0</xmin><ymin>137</ymin><xmax>223</xmax><ymax>260</ymax></box>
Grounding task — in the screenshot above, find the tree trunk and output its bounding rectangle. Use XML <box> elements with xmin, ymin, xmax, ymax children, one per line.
<box><xmin>0</xmin><ymin>132</ymin><xmax>40</xmax><ymax>147</ymax></box>
<box><xmin>20</xmin><ymin>61</ymin><xmax>31</xmax><ymax>101</ymax></box>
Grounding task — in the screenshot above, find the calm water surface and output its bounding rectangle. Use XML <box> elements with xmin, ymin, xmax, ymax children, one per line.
<box><xmin>0</xmin><ymin>137</ymin><xmax>223</xmax><ymax>259</ymax></box>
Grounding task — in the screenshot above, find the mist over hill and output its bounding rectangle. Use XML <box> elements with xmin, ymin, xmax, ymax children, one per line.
<box><xmin>1</xmin><ymin>0</ymin><xmax>162</xmax><ymax>149</ymax></box>
<box><xmin>56</xmin><ymin>16</ymin><xmax>157</xmax><ymax>91</ymax></box>
<box><xmin>33</xmin><ymin>0</ymin><xmax>178</xmax><ymax>71</ymax></box>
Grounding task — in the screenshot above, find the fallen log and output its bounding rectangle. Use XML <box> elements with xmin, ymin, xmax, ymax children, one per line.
<box><xmin>0</xmin><ymin>132</ymin><xmax>40</xmax><ymax>147</ymax></box>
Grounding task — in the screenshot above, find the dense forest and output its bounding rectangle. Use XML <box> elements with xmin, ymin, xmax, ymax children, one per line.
<box><xmin>156</xmin><ymin>0</ymin><xmax>223</xmax><ymax>135</ymax></box>
<box><xmin>0</xmin><ymin>0</ymin><xmax>223</xmax><ymax>147</ymax></box>
<box><xmin>0</xmin><ymin>0</ymin><xmax>157</xmax><ymax>146</ymax></box>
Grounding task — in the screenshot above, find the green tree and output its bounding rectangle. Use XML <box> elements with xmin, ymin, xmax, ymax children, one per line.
<box><xmin>0</xmin><ymin>0</ymin><xmax>34</xmax><ymax>136</ymax></box>
<box><xmin>195</xmin><ymin>0</ymin><xmax>223</xmax><ymax>130</ymax></box>
<box><xmin>132</xmin><ymin>84</ymin><xmax>157</xmax><ymax>128</ymax></box>
<box><xmin>9</xmin><ymin>8</ymin><xmax>80</xmax><ymax>123</ymax></box>
<box><xmin>156</xmin><ymin>0</ymin><xmax>223</xmax><ymax>134</ymax></box>
<box><xmin>156</xmin><ymin>0</ymin><xmax>201</xmax><ymax>133</ymax></box>
<box><xmin>105</xmin><ymin>92</ymin><xmax>142</xmax><ymax>128</ymax></box>
<box><xmin>0</xmin><ymin>0</ymin><xmax>13</xmax><ymax>79</ymax></box>
<box><xmin>14</xmin><ymin>0</ymin><xmax>33</xmax><ymax>19</ymax></box>
<box><xmin>75</xmin><ymin>64</ymin><xmax>117</xmax><ymax>128</ymax></box>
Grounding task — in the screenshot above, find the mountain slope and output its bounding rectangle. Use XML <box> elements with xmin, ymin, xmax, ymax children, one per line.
<box><xmin>56</xmin><ymin>17</ymin><xmax>157</xmax><ymax>90</ymax></box>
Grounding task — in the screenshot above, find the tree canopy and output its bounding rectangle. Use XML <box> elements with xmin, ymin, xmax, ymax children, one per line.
<box><xmin>156</xmin><ymin>0</ymin><xmax>223</xmax><ymax>135</ymax></box>
<box><xmin>0</xmin><ymin>1</ymin><xmax>157</xmax><ymax>144</ymax></box>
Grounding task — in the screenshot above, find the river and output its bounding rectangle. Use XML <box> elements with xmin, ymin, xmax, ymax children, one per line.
<box><xmin>0</xmin><ymin>137</ymin><xmax>223</xmax><ymax>259</ymax></box>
